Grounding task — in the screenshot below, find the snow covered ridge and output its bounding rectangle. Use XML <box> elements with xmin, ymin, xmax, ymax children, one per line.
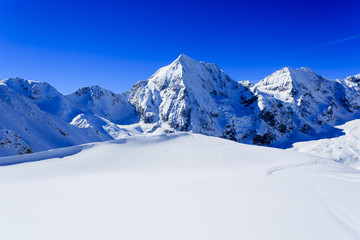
<box><xmin>0</xmin><ymin>54</ymin><xmax>360</xmax><ymax>158</ymax></box>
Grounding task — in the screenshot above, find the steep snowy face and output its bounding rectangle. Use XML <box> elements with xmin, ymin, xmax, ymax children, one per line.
<box><xmin>128</xmin><ymin>54</ymin><xmax>257</xmax><ymax>137</ymax></box>
<box><xmin>66</xmin><ymin>86</ymin><xmax>139</xmax><ymax>125</ymax></box>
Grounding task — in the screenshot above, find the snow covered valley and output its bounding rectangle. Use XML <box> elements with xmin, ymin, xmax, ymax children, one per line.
<box><xmin>0</xmin><ymin>133</ymin><xmax>360</xmax><ymax>240</ymax></box>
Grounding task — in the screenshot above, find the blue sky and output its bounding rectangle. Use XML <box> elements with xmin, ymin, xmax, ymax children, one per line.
<box><xmin>0</xmin><ymin>0</ymin><xmax>359</xmax><ymax>94</ymax></box>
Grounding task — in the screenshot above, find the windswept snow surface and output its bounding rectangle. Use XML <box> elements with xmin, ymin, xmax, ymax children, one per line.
<box><xmin>0</xmin><ymin>133</ymin><xmax>359</xmax><ymax>240</ymax></box>
<box><xmin>292</xmin><ymin>119</ymin><xmax>360</xmax><ymax>169</ymax></box>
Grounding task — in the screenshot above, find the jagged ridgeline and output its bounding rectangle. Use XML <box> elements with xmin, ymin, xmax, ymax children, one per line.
<box><xmin>1</xmin><ymin>54</ymin><xmax>360</xmax><ymax>156</ymax></box>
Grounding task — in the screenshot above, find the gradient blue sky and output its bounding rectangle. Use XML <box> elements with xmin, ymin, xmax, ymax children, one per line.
<box><xmin>0</xmin><ymin>0</ymin><xmax>359</xmax><ymax>94</ymax></box>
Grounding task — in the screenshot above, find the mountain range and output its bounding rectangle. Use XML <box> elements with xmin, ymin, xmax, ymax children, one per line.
<box><xmin>1</xmin><ymin>54</ymin><xmax>359</xmax><ymax>157</ymax></box>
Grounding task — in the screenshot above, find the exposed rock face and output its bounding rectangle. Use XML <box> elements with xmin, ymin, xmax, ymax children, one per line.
<box><xmin>0</xmin><ymin>129</ymin><xmax>32</xmax><ymax>155</ymax></box>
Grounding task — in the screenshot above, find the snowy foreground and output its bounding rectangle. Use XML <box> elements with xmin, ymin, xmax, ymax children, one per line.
<box><xmin>0</xmin><ymin>133</ymin><xmax>360</xmax><ymax>240</ymax></box>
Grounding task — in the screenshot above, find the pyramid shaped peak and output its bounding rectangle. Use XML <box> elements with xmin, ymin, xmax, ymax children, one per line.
<box><xmin>278</xmin><ymin>66</ymin><xmax>315</xmax><ymax>74</ymax></box>
<box><xmin>282</xmin><ymin>66</ymin><xmax>295</xmax><ymax>72</ymax></box>
<box><xmin>256</xmin><ymin>66</ymin><xmax>326</xmax><ymax>99</ymax></box>
<box><xmin>172</xmin><ymin>54</ymin><xmax>200</xmax><ymax>67</ymax></box>
<box><xmin>176</xmin><ymin>53</ymin><xmax>195</xmax><ymax>61</ymax></box>
<box><xmin>267</xmin><ymin>67</ymin><xmax>319</xmax><ymax>82</ymax></box>
<box><xmin>262</xmin><ymin>67</ymin><xmax>294</xmax><ymax>81</ymax></box>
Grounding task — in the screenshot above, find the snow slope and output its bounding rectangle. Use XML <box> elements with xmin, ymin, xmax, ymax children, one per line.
<box><xmin>0</xmin><ymin>133</ymin><xmax>359</xmax><ymax>240</ymax></box>
<box><xmin>292</xmin><ymin>119</ymin><xmax>360</xmax><ymax>169</ymax></box>
<box><xmin>0</xmin><ymin>78</ymin><xmax>139</xmax><ymax>156</ymax></box>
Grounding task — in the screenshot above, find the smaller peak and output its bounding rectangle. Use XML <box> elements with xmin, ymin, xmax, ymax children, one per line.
<box><xmin>87</xmin><ymin>85</ymin><xmax>103</xmax><ymax>90</ymax></box>
<box><xmin>74</xmin><ymin>85</ymin><xmax>102</xmax><ymax>93</ymax></box>
<box><xmin>270</xmin><ymin>67</ymin><xmax>296</xmax><ymax>76</ymax></box>
<box><xmin>77</xmin><ymin>85</ymin><xmax>104</xmax><ymax>91</ymax></box>
<box><xmin>278</xmin><ymin>67</ymin><xmax>316</xmax><ymax>75</ymax></box>
<box><xmin>267</xmin><ymin>67</ymin><xmax>294</xmax><ymax>77</ymax></box>
<box><xmin>72</xmin><ymin>85</ymin><xmax>115</xmax><ymax>98</ymax></box>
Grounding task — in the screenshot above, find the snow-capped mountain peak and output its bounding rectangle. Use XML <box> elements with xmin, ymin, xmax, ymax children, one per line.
<box><xmin>128</xmin><ymin>55</ymin><xmax>255</xmax><ymax>136</ymax></box>
<box><xmin>255</xmin><ymin>67</ymin><xmax>328</xmax><ymax>103</ymax></box>
<box><xmin>70</xmin><ymin>85</ymin><xmax>117</xmax><ymax>100</ymax></box>
<box><xmin>176</xmin><ymin>53</ymin><xmax>199</xmax><ymax>65</ymax></box>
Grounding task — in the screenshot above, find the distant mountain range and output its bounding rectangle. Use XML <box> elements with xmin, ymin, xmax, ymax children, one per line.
<box><xmin>1</xmin><ymin>54</ymin><xmax>359</xmax><ymax>157</ymax></box>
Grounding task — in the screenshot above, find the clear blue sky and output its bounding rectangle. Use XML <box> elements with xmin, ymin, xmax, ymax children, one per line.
<box><xmin>0</xmin><ymin>0</ymin><xmax>359</xmax><ymax>94</ymax></box>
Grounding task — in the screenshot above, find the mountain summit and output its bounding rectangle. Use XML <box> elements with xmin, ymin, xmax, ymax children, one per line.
<box><xmin>1</xmin><ymin>55</ymin><xmax>360</xmax><ymax>157</ymax></box>
<box><xmin>128</xmin><ymin>54</ymin><xmax>256</xmax><ymax>136</ymax></box>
